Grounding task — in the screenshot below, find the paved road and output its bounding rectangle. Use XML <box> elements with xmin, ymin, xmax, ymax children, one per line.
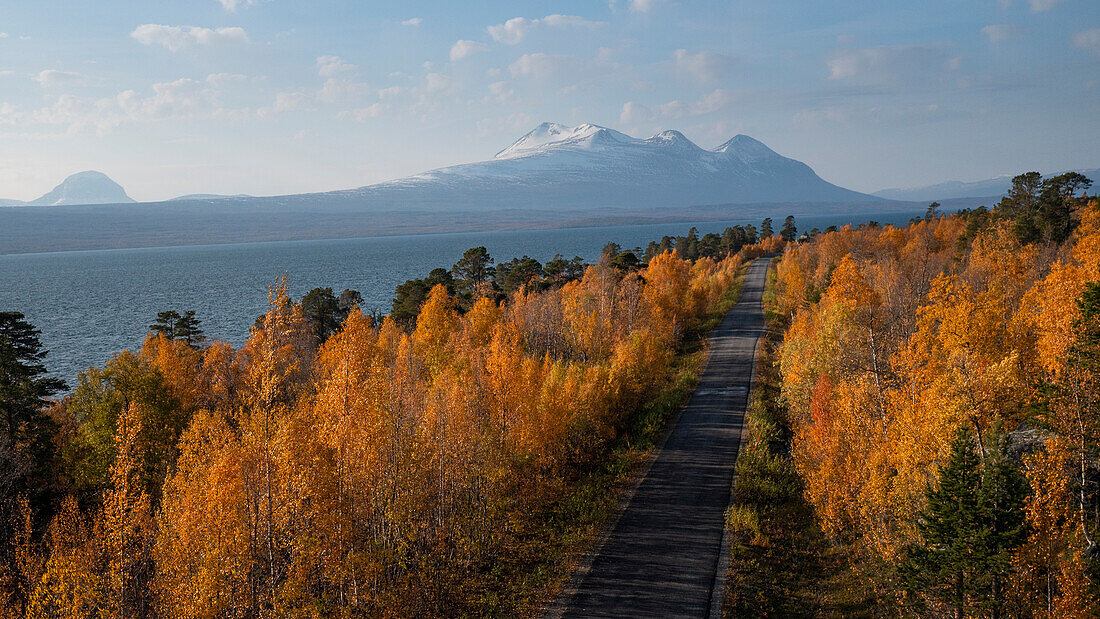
<box><xmin>550</xmin><ymin>258</ymin><xmax>768</xmax><ymax>619</ymax></box>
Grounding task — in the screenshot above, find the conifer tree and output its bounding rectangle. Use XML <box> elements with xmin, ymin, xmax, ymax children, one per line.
<box><xmin>781</xmin><ymin>215</ymin><xmax>797</xmax><ymax>242</ymax></box>
<box><xmin>0</xmin><ymin>312</ymin><xmax>64</xmax><ymax>549</ymax></box>
<box><xmin>902</xmin><ymin>426</ymin><xmax>1028</xmax><ymax>618</ymax></box>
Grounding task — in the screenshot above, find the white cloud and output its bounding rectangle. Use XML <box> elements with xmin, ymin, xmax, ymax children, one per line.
<box><xmin>425</xmin><ymin>72</ymin><xmax>451</xmax><ymax>93</ymax></box>
<box><xmin>792</xmin><ymin>106</ymin><xmax>852</xmax><ymax>128</ymax></box>
<box><xmin>257</xmin><ymin>91</ymin><xmax>309</xmax><ymax>118</ymax></box>
<box><xmin>118</xmin><ymin>78</ymin><xmax>213</xmax><ymax>119</ymax></box>
<box><xmin>205</xmin><ymin>72</ymin><xmax>248</xmax><ymax>88</ymax></box>
<box><xmin>316</xmin><ymin>55</ymin><xmax>356</xmax><ymax>77</ymax></box>
<box><xmin>33</xmin><ymin>70</ymin><xmax>86</xmax><ymax>88</ymax></box>
<box><xmin>378</xmin><ymin>85</ymin><xmax>406</xmax><ymax>98</ymax></box>
<box><xmin>347</xmin><ymin>103</ymin><xmax>388</xmax><ymax>121</ymax></box>
<box><xmin>541</xmin><ymin>15</ymin><xmax>603</xmax><ymax>29</ymax></box>
<box><xmin>21</xmin><ymin>76</ymin><xmax>244</xmax><ymax>135</ymax></box>
<box><xmin>626</xmin><ymin>0</ymin><xmax>664</xmax><ymax>13</ymax></box>
<box><xmin>217</xmin><ymin>0</ymin><xmax>258</xmax><ymax>10</ymax></box>
<box><xmin>401</xmin><ymin>17</ymin><xmax>422</xmax><ymax>27</ymax></box>
<box><xmin>0</xmin><ymin>102</ymin><xmax>20</xmax><ymax>124</ymax></box>
<box><xmin>476</xmin><ymin>112</ymin><xmax>537</xmax><ymax>135</ymax></box>
<box><xmin>509</xmin><ymin>53</ymin><xmax>578</xmax><ymax>79</ymax></box>
<box><xmin>619</xmin><ymin>89</ymin><xmax>735</xmax><ymax>125</ymax></box>
<box><xmin>827</xmin><ymin>44</ymin><xmax>957</xmax><ymax>86</ymax></box>
<box><xmin>0</xmin><ymin>33</ymin><xmax>7</xmax><ymax>38</ymax></box>
<box><xmin>487</xmin><ymin>14</ymin><xmax>603</xmax><ymax>44</ymax></box>
<box><xmin>1028</xmin><ymin>0</ymin><xmax>1060</xmax><ymax>11</ymax></box>
<box><xmin>689</xmin><ymin>89</ymin><xmax>736</xmax><ymax>115</ymax></box>
<box><xmin>450</xmin><ymin>40</ymin><xmax>488</xmax><ymax>61</ymax></box>
<box><xmin>488</xmin><ymin>17</ymin><xmax>534</xmax><ymax>44</ymax></box>
<box><xmin>981</xmin><ymin>25</ymin><xmax>1017</xmax><ymax>43</ymax></box>
<box><xmin>487</xmin><ymin>80</ymin><xmax>516</xmax><ymax>102</ymax></box>
<box><xmin>793</xmin><ymin>102</ymin><xmax>948</xmax><ymax>128</ymax></box>
<box><xmin>1074</xmin><ymin>29</ymin><xmax>1100</xmax><ymax>55</ymax></box>
<box><xmin>131</xmin><ymin>24</ymin><xmax>248</xmax><ymax>52</ymax></box>
<box><xmin>672</xmin><ymin>49</ymin><xmax>733</xmax><ymax>82</ymax></box>
<box><xmin>619</xmin><ymin>101</ymin><xmax>650</xmax><ymax>124</ymax></box>
<box><xmin>313</xmin><ymin>57</ymin><xmax>369</xmax><ymax>103</ymax></box>
<box><xmin>619</xmin><ymin>100</ymin><xmax>685</xmax><ymax>128</ymax></box>
<box><xmin>316</xmin><ymin>77</ymin><xmax>370</xmax><ymax>104</ymax></box>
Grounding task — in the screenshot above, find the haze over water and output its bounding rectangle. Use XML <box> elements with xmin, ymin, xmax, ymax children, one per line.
<box><xmin>1</xmin><ymin>214</ymin><xmax>919</xmax><ymax>384</ymax></box>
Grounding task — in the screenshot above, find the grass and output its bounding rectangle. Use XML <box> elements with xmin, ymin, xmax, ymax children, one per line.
<box><xmin>722</xmin><ymin>259</ymin><xmax>889</xmax><ymax>618</ymax></box>
<box><xmin>465</xmin><ymin>265</ymin><xmax>749</xmax><ymax>617</ymax></box>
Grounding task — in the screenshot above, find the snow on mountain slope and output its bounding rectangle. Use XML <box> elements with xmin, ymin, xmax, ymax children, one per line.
<box><xmin>3</xmin><ymin>125</ymin><xmax>875</xmax><ymax>212</ymax></box>
<box><xmin>323</xmin><ymin>123</ymin><xmax>876</xmax><ymax>212</ymax></box>
<box><xmin>27</xmin><ymin>171</ymin><xmax>135</xmax><ymax>206</ymax></box>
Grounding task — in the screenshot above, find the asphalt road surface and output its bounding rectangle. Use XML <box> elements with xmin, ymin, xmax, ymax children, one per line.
<box><xmin>550</xmin><ymin>257</ymin><xmax>769</xmax><ymax>619</ymax></box>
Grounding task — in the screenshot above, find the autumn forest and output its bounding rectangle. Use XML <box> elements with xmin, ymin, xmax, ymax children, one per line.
<box><xmin>731</xmin><ymin>172</ymin><xmax>1100</xmax><ymax>616</ymax></box>
<box><xmin>0</xmin><ymin>223</ymin><xmax>780</xmax><ymax>616</ymax></box>
<box><xmin>2</xmin><ymin>170</ymin><xmax>1099</xmax><ymax>617</ymax></box>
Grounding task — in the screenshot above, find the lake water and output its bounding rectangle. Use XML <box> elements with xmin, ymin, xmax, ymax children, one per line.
<box><xmin>0</xmin><ymin>212</ymin><xmax>921</xmax><ymax>384</ymax></box>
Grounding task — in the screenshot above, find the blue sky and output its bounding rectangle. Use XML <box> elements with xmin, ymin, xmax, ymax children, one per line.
<box><xmin>0</xmin><ymin>0</ymin><xmax>1097</xmax><ymax>201</ymax></box>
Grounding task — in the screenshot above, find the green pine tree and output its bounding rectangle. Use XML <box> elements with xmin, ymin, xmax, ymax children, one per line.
<box><xmin>0</xmin><ymin>312</ymin><xmax>65</xmax><ymax>544</ymax></box>
<box><xmin>902</xmin><ymin>425</ymin><xmax>1029</xmax><ymax>618</ymax></box>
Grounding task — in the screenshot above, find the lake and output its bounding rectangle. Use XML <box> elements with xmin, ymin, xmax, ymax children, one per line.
<box><xmin>0</xmin><ymin>212</ymin><xmax>922</xmax><ymax>384</ymax></box>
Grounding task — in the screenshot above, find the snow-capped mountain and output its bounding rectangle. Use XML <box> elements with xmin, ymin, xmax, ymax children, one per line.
<box><xmin>5</xmin><ymin>171</ymin><xmax>136</xmax><ymax>206</ymax></box>
<box><xmin>323</xmin><ymin>123</ymin><xmax>874</xmax><ymax>211</ymax></box>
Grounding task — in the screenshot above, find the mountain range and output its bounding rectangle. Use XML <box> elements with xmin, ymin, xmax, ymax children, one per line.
<box><xmin>3</xmin><ymin>126</ymin><xmax>1094</xmax><ymax>211</ymax></box>
<box><xmin>328</xmin><ymin>123</ymin><xmax>878</xmax><ymax>210</ymax></box>
<box><xmin>2</xmin><ymin>124</ymin><xmax>875</xmax><ymax>211</ymax></box>
<box><xmin>873</xmin><ymin>168</ymin><xmax>1100</xmax><ymax>202</ymax></box>
<box><xmin>1</xmin><ymin>122</ymin><xmax>1092</xmax><ymax>254</ymax></box>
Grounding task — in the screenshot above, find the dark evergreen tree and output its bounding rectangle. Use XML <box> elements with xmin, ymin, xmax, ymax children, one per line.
<box><xmin>149</xmin><ymin>310</ymin><xmax>182</xmax><ymax>339</ymax></box>
<box><xmin>391</xmin><ymin>268</ymin><xmax>454</xmax><ymax>328</ymax></box>
<box><xmin>760</xmin><ymin>217</ymin><xmax>774</xmax><ymax>238</ymax></box>
<box><xmin>149</xmin><ymin>310</ymin><xmax>204</xmax><ymax>348</ymax></box>
<box><xmin>174</xmin><ymin>310</ymin><xmax>205</xmax><ymax>348</ymax></box>
<box><xmin>452</xmin><ymin>246</ymin><xmax>495</xmax><ymax>293</ymax></box>
<box><xmin>495</xmin><ymin>256</ymin><xmax>543</xmax><ymax>294</ymax></box>
<box><xmin>997</xmin><ymin>171</ymin><xmax>1091</xmax><ymax>245</ymax></box>
<box><xmin>337</xmin><ymin>289</ymin><xmax>363</xmax><ymax>313</ymax></box>
<box><xmin>902</xmin><ymin>426</ymin><xmax>1028</xmax><ymax>618</ymax></box>
<box><xmin>925</xmin><ymin>201</ymin><xmax>941</xmax><ymax>222</ymax></box>
<box><xmin>780</xmin><ymin>216</ymin><xmax>797</xmax><ymax>242</ymax></box>
<box><xmin>0</xmin><ymin>312</ymin><xmax>65</xmax><ymax>547</ymax></box>
<box><xmin>601</xmin><ymin>242</ymin><xmax>622</xmax><ymax>261</ymax></box>
<box><xmin>609</xmin><ymin>251</ymin><xmax>641</xmax><ymax>272</ymax></box>
<box><xmin>301</xmin><ymin>287</ymin><xmax>343</xmax><ymax>343</ymax></box>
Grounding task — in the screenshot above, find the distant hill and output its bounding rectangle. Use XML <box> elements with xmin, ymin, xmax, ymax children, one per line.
<box><xmin>169</xmin><ymin>193</ymin><xmax>253</xmax><ymax>201</ymax></box>
<box><xmin>1</xmin><ymin>171</ymin><xmax>135</xmax><ymax>206</ymax></box>
<box><xmin>873</xmin><ymin>168</ymin><xmax>1100</xmax><ymax>202</ymax></box>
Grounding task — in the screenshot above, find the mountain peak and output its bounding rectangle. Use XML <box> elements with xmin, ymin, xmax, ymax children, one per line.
<box><xmin>647</xmin><ymin>130</ymin><xmax>702</xmax><ymax>151</ymax></box>
<box><xmin>495</xmin><ymin>122</ymin><xmax>637</xmax><ymax>159</ymax></box>
<box><xmin>28</xmin><ymin>170</ymin><xmax>135</xmax><ymax>206</ymax></box>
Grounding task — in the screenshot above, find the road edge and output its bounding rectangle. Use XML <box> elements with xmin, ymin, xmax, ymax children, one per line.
<box><xmin>706</xmin><ymin>256</ymin><xmax>775</xmax><ymax>618</ymax></box>
<box><xmin>543</xmin><ymin>261</ymin><xmax>753</xmax><ymax>619</ymax></box>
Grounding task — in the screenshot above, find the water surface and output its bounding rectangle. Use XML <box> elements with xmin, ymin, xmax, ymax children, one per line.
<box><xmin>0</xmin><ymin>213</ymin><xmax>921</xmax><ymax>383</ymax></box>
